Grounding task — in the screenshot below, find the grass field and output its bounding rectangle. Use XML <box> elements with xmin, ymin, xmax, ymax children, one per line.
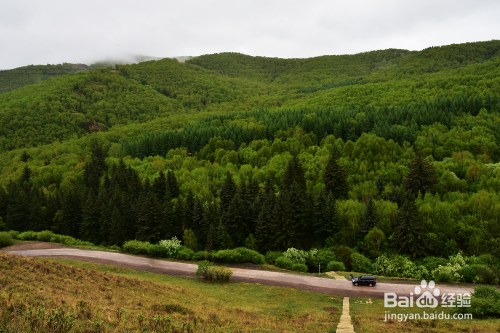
<box><xmin>0</xmin><ymin>253</ymin><xmax>342</xmax><ymax>332</ymax></box>
<box><xmin>349</xmin><ymin>297</ymin><xmax>500</xmax><ymax>332</ymax></box>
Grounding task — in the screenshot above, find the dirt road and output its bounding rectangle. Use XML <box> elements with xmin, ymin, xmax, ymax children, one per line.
<box><xmin>7</xmin><ymin>246</ymin><xmax>473</xmax><ymax>300</ymax></box>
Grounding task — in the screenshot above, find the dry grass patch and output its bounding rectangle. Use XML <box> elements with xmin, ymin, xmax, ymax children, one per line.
<box><xmin>0</xmin><ymin>253</ymin><xmax>341</xmax><ymax>332</ymax></box>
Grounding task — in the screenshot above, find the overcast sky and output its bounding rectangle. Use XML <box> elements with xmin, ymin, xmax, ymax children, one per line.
<box><xmin>1</xmin><ymin>0</ymin><xmax>499</xmax><ymax>69</ymax></box>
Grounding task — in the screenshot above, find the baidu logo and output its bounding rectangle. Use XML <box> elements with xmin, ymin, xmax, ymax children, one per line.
<box><xmin>385</xmin><ymin>280</ymin><xmax>441</xmax><ymax>308</ymax></box>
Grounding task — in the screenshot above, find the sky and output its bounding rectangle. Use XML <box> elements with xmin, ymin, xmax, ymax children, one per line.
<box><xmin>1</xmin><ymin>0</ymin><xmax>499</xmax><ymax>69</ymax></box>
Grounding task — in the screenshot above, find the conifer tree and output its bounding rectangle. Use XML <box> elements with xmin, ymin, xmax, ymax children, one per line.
<box><xmin>137</xmin><ymin>192</ymin><xmax>163</xmax><ymax>243</ymax></box>
<box><xmin>394</xmin><ymin>195</ymin><xmax>427</xmax><ymax>259</ymax></box>
<box><xmin>255</xmin><ymin>180</ymin><xmax>276</xmax><ymax>253</ymax></box>
<box><xmin>225</xmin><ymin>191</ymin><xmax>251</xmax><ymax>247</ymax></box>
<box><xmin>61</xmin><ymin>187</ymin><xmax>83</xmax><ymax>239</ymax></box>
<box><xmin>192</xmin><ymin>198</ymin><xmax>205</xmax><ymax>244</ymax></box>
<box><xmin>219</xmin><ymin>171</ymin><xmax>237</xmax><ymax>221</ymax></box>
<box><xmin>314</xmin><ymin>191</ymin><xmax>339</xmax><ymax>241</ymax></box>
<box><xmin>375</xmin><ymin>176</ymin><xmax>385</xmax><ymax>195</ymax></box>
<box><xmin>109</xmin><ymin>205</ymin><xmax>126</xmax><ymax>246</ymax></box>
<box><xmin>201</xmin><ymin>201</ymin><xmax>220</xmax><ymax>248</ymax></box>
<box><xmin>206</xmin><ymin>223</ymin><xmax>218</xmax><ymax>251</ymax></box>
<box><xmin>404</xmin><ymin>155</ymin><xmax>437</xmax><ymax>196</ymax></box>
<box><xmin>323</xmin><ymin>153</ymin><xmax>349</xmax><ymax>199</ymax></box>
<box><xmin>20</xmin><ymin>150</ymin><xmax>31</xmax><ymax>162</ymax></box>
<box><xmin>152</xmin><ymin>171</ymin><xmax>167</xmax><ymax>202</ymax></box>
<box><xmin>281</xmin><ymin>156</ymin><xmax>306</xmax><ymax>193</ymax></box>
<box><xmin>81</xmin><ymin>190</ymin><xmax>101</xmax><ymax>244</ymax></box>
<box><xmin>216</xmin><ymin>220</ymin><xmax>233</xmax><ymax>250</ymax></box>
<box><xmin>19</xmin><ymin>166</ymin><xmax>32</xmax><ymax>185</ymax></box>
<box><xmin>6</xmin><ymin>181</ymin><xmax>29</xmax><ymax>232</ymax></box>
<box><xmin>167</xmin><ymin>170</ymin><xmax>180</xmax><ymax>199</ymax></box>
<box><xmin>273</xmin><ymin>188</ymin><xmax>301</xmax><ymax>250</ymax></box>
<box><xmin>358</xmin><ymin>197</ymin><xmax>379</xmax><ymax>240</ymax></box>
<box><xmin>183</xmin><ymin>190</ymin><xmax>195</xmax><ymax>230</ymax></box>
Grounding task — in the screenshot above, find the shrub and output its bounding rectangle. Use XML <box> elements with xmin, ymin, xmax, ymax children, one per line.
<box><xmin>476</xmin><ymin>266</ymin><xmax>498</xmax><ymax>285</ymax></box>
<box><xmin>235</xmin><ymin>247</ymin><xmax>265</xmax><ymax>264</ymax></box>
<box><xmin>460</xmin><ymin>265</ymin><xmax>483</xmax><ymax>283</ymax></box>
<box><xmin>195</xmin><ymin>261</ymin><xmax>232</xmax><ymax>282</ymax></box>
<box><xmin>432</xmin><ymin>253</ymin><xmax>466</xmax><ymax>282</ymax></box>
<box><xmin>456</xmin><ymin>286</ymin><xmax>500</xmax><ymax>318</ymax></box>
<box><xmin>334</xmin><ymin>246</ymin><xmax>353</xmax><ymax>271</ymax></box>
<box><xmin>265</xmin><ymin>251</ymin><xmax>283</xmax><ymax>265</ymax></box>
<box><xmin>158</xmin><ymin>237</ymin><xmax>182</xmax><ymax>257</ymax></box>
<box><xmin>416</xmin><ymin>256</ymin><xmax>449</xmax><ymax>272</ymax></box>
<box><xmin>372</xmin><ymin>254</ymin><xmax>429</xmax><ymax>279</ymax></box>
<box><xmin>182</xmin><ymin>229</ymin><xmax>199</xmax><ymax>252</ymax></box>
<box><xmin>58</xmin><ymin>235</ymin><xmax>77</xmax><ymax>246</ymax></box>
<box><xmin>283</xmin><ymin>248</ymin><xmax>309</xmax><ymax>265</ymax></box>
<box><xmin>123</xmin><ymin>240</ymin><xmax>150</xmax><ymax>254</ymax></box>
<box><xmin>192</xmin><ymin>251</ymin><xmax>212</xmax><ymax>261</ymax></box>
<box><xmin>351</xmin><ymin>252</ymin><xmax>372</xmax><ymax>273</ymax></box>
<box><xmin>8</xmin><ymin>230</ymin><xmax>20</xmax><ymax>239</ymax></box>
<box><xmin>212</xmin><ymin>249</ymin><xmax>241</xmax><ymax>264</ymax></box>
<box><xmin>434</xmin><ymin>269</ymin><xmax>454</xmax><ymax>282</ymax></box>
<box><xmin>49</xmin><ymin>235</ymin><xmax>62</xmax><ymax>243</ymax></box>
<box><xmin>108</xmin><ymin>245</ymin><xmax>121</xmax><ymax>251</ymax></box>
<box><xmin>326</xmin><ymin>261</ymin><xmax>346</xmax><ymax>272</ymax></box>
<box><xmin>18</xmin><ymin>231</ymin><xmax>37</xmax><ymax>241</ymax></box>
<box><xmin>292</xmin><ymin>263</ymin><xmax>308</xmax><ymax>272</ymax></box>
<box><xmin>0</xmin><ymin>232</ymin><xmax>14</xmax><ymax>248</ymax></box>
<box><xmin>308</xmin><ymin>249</ymin><xmax>338</xmax><ymax>271</ymax></box>
<box><xmin>148</xmin><ymin>244</ymin><xmax>170</xmax><ymax>258</ymax></box>
<box><xmin>478</xmin><ymin>254</ymin><xmax>497</xmax><ymax>267</ymax></box>
<box><xmin>36</xmin><ymin>230</ymin><xmax>54</xmax><ymax>242</ymax></box>
<box><xmin>176</xmin><ymin>246</ymin><xmax>195</xmax><ymax>260</ymax></box>
<box><xmin>275</xmin><ymin>256</ymin><xmax>294</xmax><ymax>270</ymax></box>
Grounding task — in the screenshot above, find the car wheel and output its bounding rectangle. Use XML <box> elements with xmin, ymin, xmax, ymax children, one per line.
<box><xmin>369</xmin><ymin>283</ymin><xmax>373</xmax><ymax>287</ymax></box>
<box><xmin>354</xmin><ymin>283</ymin><xmax>358</xmax><ymax>286</ymax></box>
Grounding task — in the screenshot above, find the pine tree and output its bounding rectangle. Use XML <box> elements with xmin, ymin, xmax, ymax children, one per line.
<box><xmin>255</xmin><ymin>180</ymin><xmax>276</xmax><ymax>252</ymax></box>
<box><xmin>183</xmin><ymin>190</ymin><xmax>195</xmax><ymax>231</ymax></box>
<box><xmin>28</xmin><ymin>189</ymin><xmax>45</xmax><ymax>232</ymax></box>
<box><xmin>192</xmin><ymin>198</ymin><xmax>205</xmax><ymax>244</ymax></box>
<box><xmin>202</xmin><ymin>201</ymin><xmax>220</xmax><ymax>249</ymax></box>
<box><xmin>167</xmin><ymin>170</ymin><xmax>180</xmax><ymax>199</ymax></box>
<box><xmin>19</xmin><ymin>166</ymin><xmax>32</xmax><ymax>184</ymax></box>
<box><xmin>394</xmin><ymin>195</ymin><xmax>427</xmax><ymax>259</ymax></box>
<box><xmin>152</xmin><ymin>170</ymin><xmax>167</xmax><ymax>202</ymax></box>
<box><xmin>358</xmin><ymin>197</ymin><xmax>378</xmax><ymax>240</ymax></box>
<box><xmin>273</xmin><ymin>188</ymin><xmax>301</xmax><ymax>250</ymax></box>
<box><xmin>6</xmin><ymin>181</ymin><xmax>30</xmax><ymax>232</ymax></box>
<box><xmin>404</xmin><ymin>155</ymin><xmax>437</xmax><ymax>196</ymax></box>
<box><xmin>225</xmin><ymin>192</ymin><xmax>250</xmax><ymax>247</ymax></box>
<box><xmin>109</xmin><ymin>205</ymin><xmax>126</xmax><ymax>246</ymax></box>
<box><xmin>314</xmin><ymin>191</ymin><xmax>339</xmax><ymax>241</ymax></box>
<box><xmin>206</xmin><ymin>223</ymin><xmax>218</xmax><ymax>251</ymax></box>
<box><xmin>281</xmin><ymin>156</ymin><xmax>306</xmax><ymax>193</ymax></box>
<box><xmin>20</xmin><ymin>150</ymin><xmax>31</xmax><ymax>162</ymax></box>
<box><xmin>61</xmin><ymin>187</ymin><xmax>83</xmax><ymax>239</ymax></box>
<box><xmin>81</xmin><ymin>190</ymin><xmax>101</xmax><ymax>244</ymax></box>
<box><xmin>375</xmin><ymin>176</ymin><xmax>385</xmax><ymax>195</ymax></box>
<box><xmin>216</xmin><ymin>220</ymin><xmax>234</xmax><ymax>250</ymax></box>
<box><xmin>219</xmin><ymin>171</ymin><xmax>237</xmax><ymax>222</ymax></box>
<box><xmin>323</xmin><ymin>153</ymin><xmax>349</xmax><ymax>199</ymax></box>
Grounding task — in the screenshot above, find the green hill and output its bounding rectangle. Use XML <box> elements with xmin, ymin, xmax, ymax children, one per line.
<box><xmin>2</xmin><ymin>40</ymin><xmax>500</xmax><ymax>275</ymax></box>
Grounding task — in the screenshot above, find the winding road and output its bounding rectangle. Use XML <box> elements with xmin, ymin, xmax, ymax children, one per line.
<box><xmin>6</xmin><ymin>246</ymin><xmax>473</xmax><ymax>300</ymax></box>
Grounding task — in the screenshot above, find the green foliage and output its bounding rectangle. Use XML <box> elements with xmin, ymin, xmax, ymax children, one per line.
<box><xmin>265</xmin><ymin>251</ymin><xmax>283</xmax><ymax>265</ymax></box>
<box><xmin>275</xmin><ymin>256</ymin><xmax>294</xmax><ymax>270</ymax></box>
<box><xmin>123</xmin><ymin>240</ymin><xmax>151</xmax><ymax>255</ymax></box>
<box><xmin>456</xmin><ymin>286</ymin><xmax>500</xmax><ymax>318</ymax></box>
<box><xmin>460</xmin><ymin>265</ymin><xmax>484</xmax><ymax>283</ymax></box>
<box><xmin>308</xmin><ymin>249</ymin><xmax>338</xmax><ymax>270</ymax></box>
<box><xmin>182</xmin><ymin>229</ymin><xmax>199</xmax><ymax>252</ymax></box>
<box><xmin>176</xmin><ymin>246</ymin><xmax>195</xmax><ymax>260</ymax></box>
<box><xmin>291</xmin><ymin>263</ymin><xmax>308</xmax><ymax>272</ymax></box>
<box><xmin>326</xmin><ymin>261</ymin><xmax>346</xmax><ymax>272</ymax></box>
<box><xmin>211</xmin><ymin>247</ymin><xmax>265</xmax><ymax>265</ymax></box>
<box><xmin>18</xmin><ymin>230</ymin><xmax>38</xmax><ymax>240</ymax></box>
<box><xmin>36</xmin><ymin>230</ymin><xmax>54</xmax><ymax>242</ymax></box>
<box><xmin>147</xmin><ymin>244</ymin><xmax>170</xmax><ymax>258</ymax></box>
<box><xmin>8</xmin><ymin>230</ymin><xmax>20</xmax><ymax>239</ymax></box>
<box><xmin>195</xmin><ymin>260</ymin><xmax>232</xmax><ymax>281</ymax></box>
<box><xmin>372</xmin><ymin>254</ymin><xmax>430</xmax><ymax>280</ymax></box>
<box><xmin>244</xmin><ymin>233</ymin><xmax>257</xmax><ymax>251</ymax></box>
<box><xmin>0</xmin><ymin>231</ymin><xmax>14</xmax><ymax>248</ymax></box>
<box><xmin>350</xmin><ymin>252</ymin><xmax>372</xmax><ymax>273</ymax></box>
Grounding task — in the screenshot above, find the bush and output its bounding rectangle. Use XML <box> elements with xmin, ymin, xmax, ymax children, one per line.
<box><xmin>123</xmin><ymin>240</ymin><xmax>150</xmax><ymax>254</ymax></box>
<box><xmin>351</xmin><ymin>252</ymin><xmax>372</xmax><ymax>273</ymax></box>
<box><xmin>195</xmin><ymin>261</ymin><xmax>232</xmax><ymax>282</ymax></box>
<box><xmin>176</xmin><ymin>246</ymin><xmax>195</xmax><ymax>260</ymax></box>
<box><xmin>334</xmin><ymin>246</ymin><xmax>353</xmax><ymax>271</ymax></box>
<box><xmin>308</xmin><ymin>249</ymin><xmax>338</xmax><ymax>271</ymax></box>
<box><xmin>292</xmin><ymin>263</ymin><xmax>308</xmax><ymax>272</ymax></box>
<box><xmin>434</xmin><ymin>269</ymin><xmax>454</xmax><ymax>282</ymax></box>
<box><xmin>476</xmin><ymin>266</ymin><xmax>498</xmax><ymax>285</ymax></box>
<box><xmin>148</xmin><ymin>244</ymin><xmax>170</xmax><ymax>258</ymax></box>
<box><xmin>275</xmin><ymin>256</ymin><xmax>294</xmax><ymax>270</ymax></box>
<box><xmin>36</xmin><ymin>230</ymin><xmax>54</xmax><ymax>242</ymax></box>
<box><xmin>326</xmin><ymin>261</ymin><xmax>346</xmax><ymax>272</ymax></box>
<box><xmin>58</xmin><ymin>235</ymin><xmax>77</xmax><ymax>246</ymax></box>
<box><xmin>416</xmin><ymin>256</ymin><xmax>449</xmax><ymax>272</ymax></box>
<box><xmin>372</xmin><ymin>254</ymin><xmax>429</xmax><ymax>280</ymax></box>
<box><xmin>456</xmin><ymin>286</ymin><xmax>500</xmax><ymax>318</ymax></box>
<box><xmin>211</xmin><ymin>247</ymin><xmax>265</xmax><ymax>265</ymax></box>
<box><xmin>283</xmin><ymin>248</ymin><xmax>309</xmax><ymax>265</ymax></box>
<box><xmin>192</xmin><ymin>251</ymin><xmax>212</xmax><ymax>261</ymax></box>
<box><xmin>108</xmin><ymin>245</ymin><xmax>121</xmax><ymax>251</ymax></box>
<box><xmin>478</xmin><ymin>254</ymin><xmax>497</xmax><ymax>267</ymax></box>
<box><xmin>8</xmin><ymin>230</ymin><xmax>20</xmax><ymax>239</ymax></box>
<box><xmin>158</xmin><ymin>237</ymin><xmax>182</xmax><ymax>257</ymax></box>
<box><xmin>460</xmin><ymin>265</ymin><xmax>483</xmax><ymax>283</ymax></box>
<box><xmin>18</xmin><ymin>231</ymin><xmax>38</xmax><ymax>241</ymax></box>
<box><xmin>0</xmin><ymin>232</ymin><xmax>14</xmax><ymax>248</ymax></box>
<box><xmin>265</xmin><ymin>251</ymin><xmax>283</xmax><ymax>265</ymax></box>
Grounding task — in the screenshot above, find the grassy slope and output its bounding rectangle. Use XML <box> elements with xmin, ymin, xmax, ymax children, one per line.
<box><xmin>0</xmin><ymin>252</ymin><xmax>341</xmax><ymax>332</ymax></box>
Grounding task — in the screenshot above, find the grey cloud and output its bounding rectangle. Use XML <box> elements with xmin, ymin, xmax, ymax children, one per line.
<box><xmin>0</xmin><ymin>0</ymin><xmax>499</xmax><ymax>69</ymax></box>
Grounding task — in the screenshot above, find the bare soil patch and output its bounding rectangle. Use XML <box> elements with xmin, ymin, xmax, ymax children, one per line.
<box><xmin>0</xmin><ymin>242</ymin><xmax>67</xmax><ymax>252</ymax></box>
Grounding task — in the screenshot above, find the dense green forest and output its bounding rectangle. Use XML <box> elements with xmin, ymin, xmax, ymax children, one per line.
<box><xmin>1</xmin><ymin>40</ymin><xmax>500</xmax><ymax>284</ymax></box>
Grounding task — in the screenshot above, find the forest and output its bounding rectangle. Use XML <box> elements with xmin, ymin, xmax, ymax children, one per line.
<box><xmin>1</xmin><ymin>39</ymin><xmax>500</xmax><ymax>285</ymax></box>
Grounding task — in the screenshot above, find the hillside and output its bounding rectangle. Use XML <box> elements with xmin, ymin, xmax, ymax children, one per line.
<box><xmin>1</xmin><ymin>40</ymin><xmax>500</xmax><ymax>286</ymax></box>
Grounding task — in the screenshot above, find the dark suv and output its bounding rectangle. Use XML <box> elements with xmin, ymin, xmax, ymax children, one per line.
<box><xmin>352</xmin><ymin>275</ymin><xmax>376</xmax><ymax>287</ymax></box>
